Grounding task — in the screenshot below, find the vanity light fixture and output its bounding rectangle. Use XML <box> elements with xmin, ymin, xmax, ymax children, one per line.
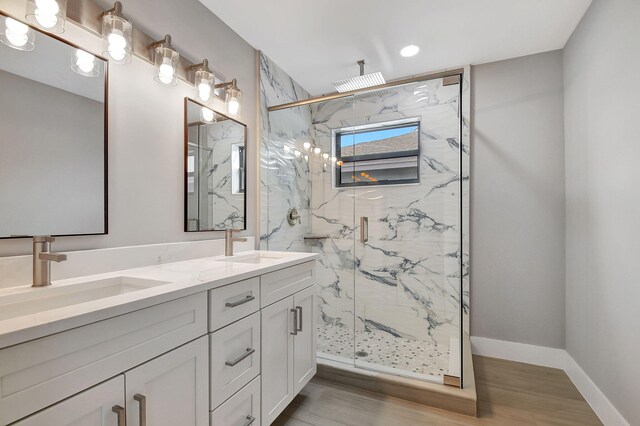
<box><xmin>201</xmin><ymin>107</ymin><xmax>216</xmax><ymax>123</ymax></box>
<box><xmin>100</xmin><ymin>1</ymin><xmax>132</xmax><ymax>64</ymax></box>
<box><xmin>1</xmin><ymin>17</ymin><xmax>35</xmax><ymax>51</ymax></box>
<box><xmin>71</xmin><ymin>48</ymin><xmax>99</xmax><ymax>77</ymax></box>
<box><xmin>190</xmin><ymin>59</ymin><xmax>215</xmax><ymax>104</ymax></box>
<box><xmin>216</xmin><ymin>78</ymin><xmax>242</xmax><ymax>119</ymax></box>
<box><xmin>150</xmin><ymin>34</ymin><xmax>178</xmax><ymax>86</ymax></box>
<box><xmin>25</xmin><ymin>0</ymin><xmax>67</xmax><ymax>33</ymax></box>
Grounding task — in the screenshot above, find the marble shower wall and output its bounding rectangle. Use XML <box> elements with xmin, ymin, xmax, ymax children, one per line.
<box><xmin>259</xmin><ymin>53</ymin><xmax>314</xmax><ymax>251</ymax></box>
<box><xmin>258</xmin><ymin>51</ymin><xmax>471</xmax><ymax>376</ymax></box>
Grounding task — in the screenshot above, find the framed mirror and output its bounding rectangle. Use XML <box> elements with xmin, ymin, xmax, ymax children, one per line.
<box><xmin>0</xmin><ymin>13</ymin><xmax>108</xmax><ymax>239</ymax></box>
<box><xmin>184</xmin><ymin>98</ymin><xmax>246</xmax><ymax>231</ymax></box>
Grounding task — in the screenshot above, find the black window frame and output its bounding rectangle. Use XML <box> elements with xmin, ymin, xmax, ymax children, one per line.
<box><xmin>334</xmin><ymin>120</ymin><xmax>421</xmax><ymax>188</ymax></box>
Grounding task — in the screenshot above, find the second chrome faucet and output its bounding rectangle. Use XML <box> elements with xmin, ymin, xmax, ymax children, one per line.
<box><xmin>224</xmin><ymin>229</ymin><xmax>247</xmax><ymax>256</ymax></box>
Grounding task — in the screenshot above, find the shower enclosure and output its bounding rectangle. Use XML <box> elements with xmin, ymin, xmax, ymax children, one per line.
<box><xmin>260</xmin><ymin>54</ymin><xmax>469</xmax><ymax>386</ymax></box>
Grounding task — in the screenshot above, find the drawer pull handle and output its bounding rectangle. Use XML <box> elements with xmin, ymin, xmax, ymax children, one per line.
<box><xmin>112</xmin><ymin>405</ymin><xmax>126</xmax><ymax>426</ymax></box>
<box><xmin>225</xmin><ymin>347</ymin><xmax>256</xmax><ymax>366</ymax></box>
<box><xmin>134</xmin><ymin>393</ymin><xmax>147</xmax><ymax>426</ymax></box>
<box><xmin>296</xmin><ymin>306</ymin><xmax>303</xmax><ymax>332</ymax></box>
<box><xmin>225</xmin><ymin>295</ymin><xmax>255</xmax><ymax>308</ymax></box>
<box><xmin>243</xmin><ymin>415</ymin><xmax>256</xmax><ymax>426</ymax></box>
<box><xmin>290</xmin><ymin>308</ymin><xmax>298</xmax><ymax>335</ymax></box>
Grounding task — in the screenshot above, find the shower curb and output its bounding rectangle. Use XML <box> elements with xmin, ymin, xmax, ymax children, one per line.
<box><xmin>316</xmin><ymin>333</ymin><xmax>477</xmax><ymax>417</ymax></box>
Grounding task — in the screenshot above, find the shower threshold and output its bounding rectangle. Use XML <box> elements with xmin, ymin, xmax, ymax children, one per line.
<box><xmin>315</xmin><ymin>333</ymin><xmax>477</xmax><ymax>417</ymax></box>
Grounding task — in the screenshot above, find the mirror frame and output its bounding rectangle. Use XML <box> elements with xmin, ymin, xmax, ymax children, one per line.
<box><xmin>183</xmin><ymin>97</ymin><xmax>247</xmax><ymax>232</ymax></box>
<box><xmin>0</xmin><ymin>11</ymin><xmax>109</xmax><ymax>239</ymax></box>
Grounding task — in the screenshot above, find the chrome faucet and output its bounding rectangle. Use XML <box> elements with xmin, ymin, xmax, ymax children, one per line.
<box><xmin>32</xmin><ymin>236</ymin><xmax>67</xmax><ymax>287</ymax></box>
<box><xmin>225</xmin><ymin>229</ymin><xmax>247</xmax><ymax>256</ymax></box>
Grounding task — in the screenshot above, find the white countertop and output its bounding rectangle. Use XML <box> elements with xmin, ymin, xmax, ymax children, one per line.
<box><xmin>0</xmin><ymin>250</ymin><xmax>317</xmax><ymax>349</ymax></box>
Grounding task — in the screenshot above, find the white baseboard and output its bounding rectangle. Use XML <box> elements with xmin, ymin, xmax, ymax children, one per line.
<box><xmin>470</xmin><ymin>336</ymin><xmax>629</xmax><ymax>426</ymax></box>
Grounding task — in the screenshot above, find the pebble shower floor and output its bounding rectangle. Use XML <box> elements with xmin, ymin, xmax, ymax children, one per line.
<box><xmin>317</xmin><ymin>323</ymin><xmax>450</xmax><ymax>379</ymax></box>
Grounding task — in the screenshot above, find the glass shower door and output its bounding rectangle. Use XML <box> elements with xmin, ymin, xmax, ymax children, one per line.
<box><xmin>350</xmin><ymin>78</ymin><xmax>463</xmax><ymax>384</ymax></box>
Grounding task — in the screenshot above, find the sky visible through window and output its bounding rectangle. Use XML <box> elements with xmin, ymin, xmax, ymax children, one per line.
<box><xmin>340</xmin><ymin>125</ymin><xmax>418</xmax><ymax>147</ymax></box>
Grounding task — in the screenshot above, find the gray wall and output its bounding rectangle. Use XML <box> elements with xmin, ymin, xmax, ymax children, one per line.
<box><xmin>564</xmin><ymin>0</ymin><xmax>640</xmax><ymax>423</ymax></box>
<box><xmin>0</xmin><ymin>0</ymin><xmax>257</xmax><ymax>256</ymax></box>
<box><xmin>470</xmin><ymin>51</ymin><xmax>566</xmax><ymax>348</ymax></box>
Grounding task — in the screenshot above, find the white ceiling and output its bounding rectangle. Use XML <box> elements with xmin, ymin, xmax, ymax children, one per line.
<box><xmin>199</xmin><ymin>0</ymin><xmax>592</xmax><ymax>95</ymax></box>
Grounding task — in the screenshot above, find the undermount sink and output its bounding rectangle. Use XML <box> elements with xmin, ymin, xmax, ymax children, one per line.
<box><xmin>0</xmin><ymin>277</ymin><xmax>170</xmax><ymax>321</ymax></box>
<box><xmin>218</xmin><ymin>252</ymin><xmax>287</xmax><ymax>264</ymax></box>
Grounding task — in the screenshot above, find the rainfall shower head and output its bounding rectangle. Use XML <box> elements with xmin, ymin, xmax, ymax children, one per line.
<box><xmin>331</xmin><ymin>60</ymin><xmax>386</xmax><ymax>93</ymax></box>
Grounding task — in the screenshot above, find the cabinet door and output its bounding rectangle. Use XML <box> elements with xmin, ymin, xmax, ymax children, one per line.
<box><xmin>261</xmin><ymin>296</ymin><xmax>294</xmax><ymax>425</ymax></box>
<box><xmin>293</xmin><ymin>285</ymin><xmax>317</xmax><ymax>394</ymax></box>
<box><xmin>125</xmin><ymin>336</ymin><xmax>209</xmax><ymax>426</ymax></box>
<box><xmin>13</xmin><ymin>376</ymin><xmax>124</xmax><ymax>426</ymax></box>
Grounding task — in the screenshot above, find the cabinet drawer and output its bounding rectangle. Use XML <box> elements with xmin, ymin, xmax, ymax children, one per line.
<box><xmin>12</xmin><ymin>375</ymin><xmax>124</xmax><ymax>426</ymax></box>
<box><xmin>209</xmin><ymin>277</ymin><xmax>260</xmax><ymax>332</ymax></box>
<box><xmin>210</xmin><ymin>312</ymin><xmax>261</xmax><ymax>409</ymax></box>
<box><xmin>211</xmin><ymin>376</ymin><xmax>260</xmax><ymax>426</ymax></box>
<box><xmin>261</xmin><ymin>261</ymin><xmax>315</xmax><ymax>307</ymax></box>
<box><xmin>0</xmin><ymin>293</ymin><xmax>207</xmax><ymax>426</ymax></box>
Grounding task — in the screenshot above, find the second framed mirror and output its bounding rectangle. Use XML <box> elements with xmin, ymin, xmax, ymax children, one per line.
<box><xmin>184</xmin><ymin>98</ymin><xmax>246</xmax><ymax>232</ymax></box>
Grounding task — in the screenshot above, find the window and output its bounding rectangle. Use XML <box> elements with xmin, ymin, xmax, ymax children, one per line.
<box><xmin>333</xmin><ymin>119</ymin><xmax>420</xmax><ymax>187</ymax></box>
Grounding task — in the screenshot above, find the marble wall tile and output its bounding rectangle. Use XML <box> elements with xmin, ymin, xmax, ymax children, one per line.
<box><xmin>258</xmin><ymin>53</ymin><xmax>471</xmax><ymax>377</ymax></box>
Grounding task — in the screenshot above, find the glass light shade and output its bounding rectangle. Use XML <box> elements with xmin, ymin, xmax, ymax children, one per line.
<box><xmin>194</xmin><ymin>69</ymin><xmax>215</xmax><ymax>104</ymax></box>
<box><xmin>25</xmin><ymin>0</ymin><xmax>67</xmax><ymax>33</ymax></box>
<box><xmin>224</xmin><ymin>86</ymin><xmax>242</xmax><ymax>118</ymax></box>
<box><xmin>154</xmin><ymin>46</ymin><xmax>179</xmax><ymax>86</ymax></box>
<box><xmin>1</xmin><ymin>17</ymin><xmax>35</xmax><ymax>51</ymax></box>
<box><xmin>101</xmin><ymin>13</ymin><xmax>132</xmax><ymax>64</ymax></box>
<box><xmin>71</xmin><ymin>48</ymin><xmax>100</xmax><ymax>77</ymax></box>
<box><xmin>200</xmin><ymin>107</ymin><xmax>216</xmax><ymax>123</ymax></box>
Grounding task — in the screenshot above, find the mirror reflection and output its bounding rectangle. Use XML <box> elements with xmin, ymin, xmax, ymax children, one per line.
<box><xmin>0</xmin><ymin>14</ymin><xmax>107</xmax><ymax>238</ymax></box>
<box><xmin>185</xmin><ymin>98</ymin><xmax>246</xmax><ymax>231</ymax></box>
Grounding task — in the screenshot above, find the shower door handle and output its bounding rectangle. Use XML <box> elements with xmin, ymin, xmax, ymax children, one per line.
<box><xmin>360</xmin><ymin>217</ymin><xmax>368</xmax><ymax>243</ymax></box>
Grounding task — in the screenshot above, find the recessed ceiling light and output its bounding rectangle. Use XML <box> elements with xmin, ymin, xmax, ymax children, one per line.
<box><xmin>400</xmin><ymin>45</ymin><xmax>420</xmax><ymax>57</ymax></box>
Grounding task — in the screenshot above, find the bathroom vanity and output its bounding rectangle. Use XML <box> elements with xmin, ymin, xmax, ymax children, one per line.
<box><xmin>0</xmin><ymin>251</ymin><xmax>317</xmax><ymax>426</ymax></box>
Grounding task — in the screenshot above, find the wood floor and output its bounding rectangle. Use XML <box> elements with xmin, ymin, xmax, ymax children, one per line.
<box><xmin>272</xmin><ymin>356</ymin><xmax>602</xmax><ymax>426</ymax></box>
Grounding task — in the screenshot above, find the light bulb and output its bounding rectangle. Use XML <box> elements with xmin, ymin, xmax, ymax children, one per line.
<box><xmin>158</xmin><ymin>57</ymin><xmax>174</xmax><ymax>85</ymax></box>
<box><xmin>331</xmin><ymin>156</ymin><xmax>337</xmax><ymax>163</ymax></box>
<box><xmin>304</xmin><ymin>154</ymin><xmax>309</xmax><ymax>162</ymax></box>
<box><xmin>5</xmin><ymin>18</ymin><xmax>29</xmax><ymax>47</ymax></box>
<box><xmin>313</xmin><ymin>147</ymin><xmax>322</xmax><ymax>155</ymax></box>
<box><xmin>34</xmin><ymin>8</ymin><xmax>58</xmax><ymax>28</ymax></box>
<box><xmin>198</xmin><ymin>83</ymin><xmax>211</xmax><ymax>102</ymax></box>
<box><xmin>75</xmin><ymin>50</ymin><xmax>95</xmax><ymax>73</ymax></box>
<box><xmin>201</xmin><ymin>108</ymin><xmax>214</xmax><ymax>122</ymax></box>
<box><xmin>35</xmin><ymin>0</ymin><xmax>60</xmax><ymax>15</ymax></box>
<box><xmin>227</xmin><ymin>97</ymin><xmax>239</xmax><ymax>115</ymax></box>
<box><xmin>322</xmin><ymin>153</ymin><xmax>329</xmax><ymax>160</ymax></box>
<box><xmin>283</xmin><ymin>145</ymin><xmax>291</xmax><ymax>153</ymax></box>
<box><xmin>294</xmin><ymin>150</ymin><xmax>301</xmax><ymax>158</ymax></box>
<box><xmin>107</xmin><ymin>30</ymin><xmax>126</xmax><ymax>60</ymax></box>
<box><xmin>303</xmin><ymin>142</ymin><xmax>311</xmax><ymax>151</ymax></box>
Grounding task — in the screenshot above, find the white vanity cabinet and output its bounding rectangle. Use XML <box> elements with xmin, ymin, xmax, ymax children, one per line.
<box><xmin>12</xmin><ymin>337</ymin><xmax>209</xmax><ymax>426</ymax></box>
<box><xmin>12</xmin><ymin>376</ymin><xmax>125</xmax><ymax>426</ymax></box>
<box><xmin>261</xmin><ymin>266</ymin><xmax>317</xmax><ymax>426</ymax></box>
<box><xmin>125</xmin><ymin>336</ymin><xmax>209</xmax><ymax>426</ymax></box>
<box><xmin>0</xmin><ymin>256</ymin><xmax>317</xmax><ymax>426</ymax></box>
